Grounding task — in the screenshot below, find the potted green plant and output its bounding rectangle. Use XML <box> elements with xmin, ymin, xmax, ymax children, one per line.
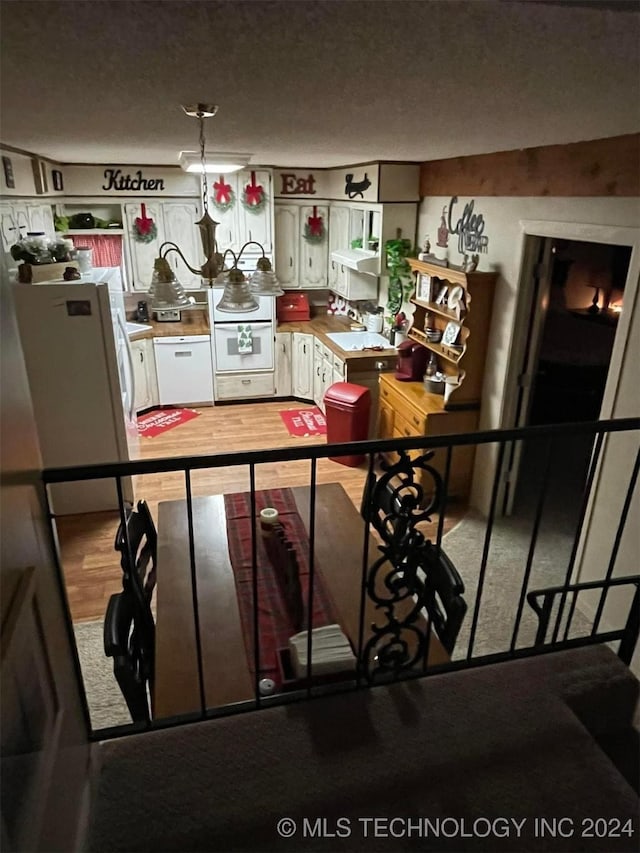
<box><xmin>384</xmin><ymin>236</ymin><xmax>414</xmax><ymax>317</ymax></box>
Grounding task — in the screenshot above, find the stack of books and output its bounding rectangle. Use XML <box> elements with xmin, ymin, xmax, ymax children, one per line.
<box><xmin>288</xmin><ymin>624</ymin><xmax>356</xmax><ymax>678</ymax></box>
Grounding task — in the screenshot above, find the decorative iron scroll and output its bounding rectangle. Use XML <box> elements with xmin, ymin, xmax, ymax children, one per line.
<box><xmin>360</xmin><ymin>450</ymin><xmax>444</xmax><ymax>682</ymax></box>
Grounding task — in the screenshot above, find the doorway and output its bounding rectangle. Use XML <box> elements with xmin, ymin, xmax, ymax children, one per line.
<box><xmin>505</xmin><ymin>236</ymin><xmax>631</xmax><ymax>521</ymax></box>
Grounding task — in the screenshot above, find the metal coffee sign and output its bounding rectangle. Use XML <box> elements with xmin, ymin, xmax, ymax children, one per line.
<box><xmin>448</xmin><ymin>196</ymin><xmax>489</xmax><ymax>254</ymax></box>
<box><xmin>102</xmin><ymin>168</ymin><xmax>165</xmax><ymax>192</ymax></box>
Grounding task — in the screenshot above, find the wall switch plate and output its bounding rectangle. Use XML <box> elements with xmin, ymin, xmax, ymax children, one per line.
<box><xmin>155</xmin><ymin>309</ymin><xmax>181</xmax><ymax>322</ymax></box>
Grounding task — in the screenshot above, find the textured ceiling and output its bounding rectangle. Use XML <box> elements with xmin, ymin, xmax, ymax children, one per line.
<box><xmin>1</xmin><ymin>0</ymin><xmax>638</xmax><ymax>167</ymax></box>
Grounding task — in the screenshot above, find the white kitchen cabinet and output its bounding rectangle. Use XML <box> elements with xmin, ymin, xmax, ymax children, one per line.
<box><xmin>312</xmin><ymin>338</ymin><xmax>334</xmax><ymax>412</ymax></box>
<box><xmin>327</xmin><ymin>200</ymin><xmax>417</xmax><ymax>302</ymax></box>
<box><xmin>125</xmin><ymin>200</ymin><xmax>203</xmax><ymax>291</ymax></box>
<box><xmin>131</xmin><ymin>337</ymin><xmax>158</xmax><ymax>412</ymax></box>
<box><xmin>0</xmin><ymin>201</ymin><xmax>54</xmax><ymax>256</ymax></box>
<box><xmin>291</xmin><ymin>332</ymin><xmax>313</xmax><ymax>400</ymax></box>
<box><xmin>162</xmin><ymin>202</ymin><xmax>202</xmax><ymax>288</ymax></box>
<box><xmin>27</xmin><ymin>203</ymin><xmax>55</xmax><ymax>238</ymax></box>
<box><xmin>299</xmin><ymin>204</ymin><xmax>329</xmax><ymax>288</ymax></box>
<box><xmin>328</xmin><ymin>204</ymin><xmax>349</xmax><ymax>292</ymax></box>
<box><xmin>209</xmin><ymin>169</ymin><xmax>273</xmax><ymax>256</ymax></box>
<box><xmin>274</xmin><ymin>205</ymin><xmax>298</xmax><ymax>288</ymax></box>
<box><xmin>275</xmin><ymin>331</ymin><xmax>292</xmax><ymax>397</ymax></box>
<box><xmin>125</xmin><ymin>202</ymin><xmax>165</xmax><ymax>292</ymax></box>
<box><xmin>274</xmin><ymin>201</ymin><xmax>329</xmax><ymax>290</ymax></box>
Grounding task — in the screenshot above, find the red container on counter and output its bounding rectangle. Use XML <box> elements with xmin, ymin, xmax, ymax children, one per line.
<box><xmin>276</xmin><ymin>293</ymin><xmax>310</xmax><ymax>322</ymax></box>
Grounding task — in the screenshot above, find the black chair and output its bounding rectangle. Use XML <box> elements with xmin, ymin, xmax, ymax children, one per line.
<box><xmin>414</xmin><ymin>542</ymin><xmax>467</xmax><ymax>655</ymax></box>
<box><xmin>114</xmin><ymin>499</ymin><xmax>157</xmax><ymax>606</ymax></box>
<box><xmin>103</xmin><ymin>590</ymin><xmax>153</xmax><ymax>723</ymax></box>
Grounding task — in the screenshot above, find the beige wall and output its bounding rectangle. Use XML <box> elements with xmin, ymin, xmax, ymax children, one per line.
<box><xmin>1</xmin><ymin>256</ymin><xmax>92</xmax><ymax>850</ymax></box>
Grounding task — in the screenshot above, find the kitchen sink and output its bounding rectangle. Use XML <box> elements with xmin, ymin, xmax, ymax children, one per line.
<box><xmin>126</xmin><ymin>322</ymin><xmax>153</xmax><ymax>336</ymax></box>
<box><xmin>325</xmin><ymin>331</ymin><xmax>393</xmax><ymax>351</ymax></box>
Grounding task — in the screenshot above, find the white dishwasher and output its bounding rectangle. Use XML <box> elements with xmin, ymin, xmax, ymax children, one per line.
<box><xmin>153</xmin><ymin>336</ymin><xmax>214</xmax><ymax>405</ymax></box>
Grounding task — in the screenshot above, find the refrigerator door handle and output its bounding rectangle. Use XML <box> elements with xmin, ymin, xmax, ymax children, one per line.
<box><xmin>117</xmin><ymin>313</ymin><xmax>137</xmax><ymax>420</ymax></box>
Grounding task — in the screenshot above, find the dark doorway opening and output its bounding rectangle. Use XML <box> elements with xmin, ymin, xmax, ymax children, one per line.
<box><xmin>510</xmin><ymin>238</ymin><xmax>631</xmax><ymax>522</ymax></box>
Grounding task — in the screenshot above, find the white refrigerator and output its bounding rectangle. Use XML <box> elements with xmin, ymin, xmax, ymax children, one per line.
<box><xmin>12</xmin><ymin>267</ymin><xmax>138</xmax><ymax>515</ymax></box>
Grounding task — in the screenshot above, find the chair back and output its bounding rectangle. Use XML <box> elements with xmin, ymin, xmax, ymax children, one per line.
<box><xmin>115</xmin><ymin>500</ymin><xmax>157</xmax><ymax>604</ymax></box>
<box><xmin>415</xmin><ymin>543</ymin><xmax>467</xmax><ymax>655</ymax></box>
<box><xmin>103</xmin><ymin>591</ymin><xmax>152</xmax><ymax>723</ymax></box>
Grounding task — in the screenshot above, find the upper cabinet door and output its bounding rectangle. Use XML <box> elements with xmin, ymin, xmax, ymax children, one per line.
<box><xmin>27</xmin><ymin>204</ymin><xmax>55</xmax><ymax>238</ymax></box>
<box><xmin>209</xmin><ymin>173</ymin><xmax>240</xmax><ymax>253</ymax></box>
<box><xmin>162</xmin><ymin>201</ymin><xmax>202</xmax><ymax>289</ymax></box>
<box><xmin>124</xmin><ymin>202</ymin><xmax>165</xmax><ymax>291</ymax></box>
<box><xmin>274</xmin><ymin>204</ymin><xmax>299</xmax><ymax>288</ymax></box>
<box><xmin>237</xmin><ymin>170</ymin><xmax>273</xmax><ymax>254</ymax></box>
<box><xmin>299</xmin><ymin>204</ymin><xmax>329</xmax><ymax>288</ymax></box>
<box><xmin>0</xmin><ymin>203</ymin><xmax>18</xmax><ymax>254</ymax></box>
<box><xmin>328</xmin><ymin>205</ymin><xmax>350</xmax><ymax>290</ymax></box>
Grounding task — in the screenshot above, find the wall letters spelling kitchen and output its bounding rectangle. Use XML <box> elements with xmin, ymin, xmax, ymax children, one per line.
<box><xmin>447</xmin><ymin>196</ymin><xmax>489</xmax><ymax>254</ymax></box>
<box><xmin>102</xmin><ymin>169</ymin><xmax>165</xmax><ymax>192</ymax></box>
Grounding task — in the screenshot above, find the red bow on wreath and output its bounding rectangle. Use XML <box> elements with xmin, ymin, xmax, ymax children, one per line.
<box><xmin>244</xmin><ymin>171</ymin><xmax>265</xmax><ymax>207</ymax></box>
<box><xmin>214</xmin><ymin>177</ymin><xmax>233</xmax><ymax>205</ymax></box>
<box><xmin>135</xmin><ymin>203</ymin><xmax>154</xmax><ymax>236</ymax></box>
<box><xmin>307</xmin><ymin>206</ymin><xmax>323</xmax><ymax>237</ymax></box>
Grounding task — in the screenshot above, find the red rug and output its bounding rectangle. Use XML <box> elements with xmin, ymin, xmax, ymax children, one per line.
<box><xmin>137</xmin><ymin>407</ymin><xmax>200</xmax><ymax>437</ymax></box>
<box><xmin>279</xmin><ymin>407</ymin><xmax>326</xmax><ymax>437</ymax></box>
<box><xmin>224</xmin><ymin>488</ymin><xmax>339</xmax><ymax>685</ymax></box>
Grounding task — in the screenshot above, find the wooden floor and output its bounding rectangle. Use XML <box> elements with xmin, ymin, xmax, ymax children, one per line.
<box><xmin>56</xmin><ymin>401</ymin><xmax>465</xmax><ymax>623</ymax></box>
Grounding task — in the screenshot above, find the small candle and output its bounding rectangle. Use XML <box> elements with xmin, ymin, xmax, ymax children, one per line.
<box><xmin>259</xmin><ymin>507</ymin><xmax>279</xmax><ymax>536</ymax></box>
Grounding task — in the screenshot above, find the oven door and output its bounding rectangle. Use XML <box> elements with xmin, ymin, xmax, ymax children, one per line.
<box><xmin>213</xmin><ymin>322</ymin><xmax>274</xmax><ymax>372</ymax></box>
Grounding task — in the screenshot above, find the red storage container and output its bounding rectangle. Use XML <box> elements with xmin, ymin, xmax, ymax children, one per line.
<box><xmin>324</xmin><ymin>382</ymin><xmax>371</xmax><ymax>467</ymax></box>
<box><xmin>276</xmin><ymin>293</ymin><xmax>310</xmax><ymax>322</ymax></box>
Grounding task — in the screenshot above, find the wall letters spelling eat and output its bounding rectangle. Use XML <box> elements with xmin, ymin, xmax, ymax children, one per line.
<box><xmin>280</xmin><ymin>173</ymin><xmax>316</xmax><ymax>195</ymax></box>
<box><xmin>448</xmin><ymin>196</ymin><xmax>489</xmax><ymax>254</ymax></box>
<box><xmin>102</xmin><ymin>169</ymin><xmax>165</xmax><ymax>192</ymax></box>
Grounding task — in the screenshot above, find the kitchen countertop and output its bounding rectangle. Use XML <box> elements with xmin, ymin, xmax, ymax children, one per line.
<box><xmin>127</xmin><ymin>307</ymin><xmax>397</xmax><ymax>369</ymax></box>
<box><xmin>277</xmin><ymin>314</ymin><xmax>397</xmax><ymax>368</ymax></box>
<box><xmin>127</xmin><ymin>309</ymin><xmax>210</xmax><ymax>340</ymax></box>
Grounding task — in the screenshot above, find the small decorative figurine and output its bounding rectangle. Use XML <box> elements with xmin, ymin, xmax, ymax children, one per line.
<box><xmin>63</xmin><ymin>266</ymin><xmax>82</xmax><ymax>280</ymax></box>
<box><xmin>418</xmin><ymin>236</ymin><xmax>431</xmax><ymax>261</ymax></box>
<box><xmin>464</xmin><ymin>254</ymin><xmax>479</xmax><ymax>273</ymax></box>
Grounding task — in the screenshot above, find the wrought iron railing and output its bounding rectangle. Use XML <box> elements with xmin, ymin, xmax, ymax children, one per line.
<box><xmin>42</xmin><ymin>417</ymin><xmax>640</xmax><ymax>741</ymax></box>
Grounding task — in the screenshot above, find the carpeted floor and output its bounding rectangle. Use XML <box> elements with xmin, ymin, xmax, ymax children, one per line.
<box><xmin>441</xmin><ymin>510</ymin><xmax>591</xmax><ymax>660</ymax></box>
<box><xmin>74</xmin><ymin>620</ymin><xmax>132</xmax><ymax>729</ymax></box>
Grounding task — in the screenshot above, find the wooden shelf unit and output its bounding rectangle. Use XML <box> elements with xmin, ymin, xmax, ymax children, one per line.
<box><xmin>378</xmin><ymin>373</ymin><xmax>478</xmax><ymax>499</ymax></box>
<box><xmin>407</xmin><ymin>258</ymin><xmax>498</xmax><ymax>409</ymax></box>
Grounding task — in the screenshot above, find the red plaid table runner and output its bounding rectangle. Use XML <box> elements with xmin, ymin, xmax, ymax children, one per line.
<box><xmin>223</xmin><ymin>488</ymin><xmax>339</xmax><ymax>684</ymax></box>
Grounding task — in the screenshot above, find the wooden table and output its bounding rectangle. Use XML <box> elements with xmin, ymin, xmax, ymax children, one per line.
<box><xmin>154</xmin><ymin>482</ymin><xmax>449</xmax><ymax>719</ymax></box>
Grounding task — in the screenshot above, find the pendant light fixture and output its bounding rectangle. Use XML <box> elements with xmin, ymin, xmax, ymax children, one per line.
<box><xmin>149</xmin><ymin>103</ymin><xmax>277</xmax><ymax>314</ymax></box>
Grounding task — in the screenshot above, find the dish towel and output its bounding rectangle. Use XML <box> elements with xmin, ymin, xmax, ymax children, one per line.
<box><xmin>237</xmin><ymin>324</ymin><xmax>253</xmax><ymax>354</ymax></box>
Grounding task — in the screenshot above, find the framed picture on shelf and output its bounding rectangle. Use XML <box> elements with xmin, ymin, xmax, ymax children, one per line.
<box><xmin>435</xmin><ymin>284</ymin><xmax>449</xmax><ymax>305</ymax></box>
<box><xmin>417</xmin><ymin>273</ymin><xmax>432</xmax><ymax>301</ymax></box>
<box><xmin>442</xmin><ymin>321</ymin><xmax>460</xmax><ymax>345</ymax></box>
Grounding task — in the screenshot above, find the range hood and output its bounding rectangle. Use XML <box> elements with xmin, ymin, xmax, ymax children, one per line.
<box><xmin>330</xmin><ymin>248</ymin><xmax>379</xmax><ymax>275</ymax></box>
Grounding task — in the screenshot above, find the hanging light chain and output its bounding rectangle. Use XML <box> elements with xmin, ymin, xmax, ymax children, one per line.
<box><xmin>198</xmin><ymin>110</ymin><xmax>209</xmax><ymax>215</ymax></box>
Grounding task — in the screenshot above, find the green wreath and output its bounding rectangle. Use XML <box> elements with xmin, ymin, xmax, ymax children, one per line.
<box><xmin>241</xmin><ymin>191</ymin><xmax>268</xmax><ymax>214</ymax></box>
<box><xmin>133</xmin><ymin>221</ymin><xmax>158</xmax><ymax>244</ymax></box>
<box><xmin>212</xmin><ymin>188</ymin><xmax>236</xmax><ymax>214</ymax></box>
<box><xmin>303</xmin><ymin>222</ymin><xmax>325</xmax><ymax>244</ymax></box>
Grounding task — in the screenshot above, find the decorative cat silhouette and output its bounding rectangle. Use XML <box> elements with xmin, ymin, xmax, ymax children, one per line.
<box><xmin>345</xmin><ymin>173</ymin><xmax>371</xmax><ymax>199</ymax></box>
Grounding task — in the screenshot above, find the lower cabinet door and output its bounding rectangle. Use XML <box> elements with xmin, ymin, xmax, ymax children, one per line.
<box><xmin>275</xmin><ymin>332</ymin><xmax>292</xmax><ymax>397</ymax></box>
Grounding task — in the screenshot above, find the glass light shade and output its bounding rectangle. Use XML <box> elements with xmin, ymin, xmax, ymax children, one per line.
<box><xmin>179</xmin><ymin>151</ymin><xmax>252</xmax><ymax>173</ymax></box>
<box><xmin>216</xmin><ymin>268</ymin><xmax>259</xmax><ymax>313</ymax></box>
<box><xmin>148</xmin><ymin>258</ymin><xmax>192</xmax><ymax>310</ymax></box>
<box><xmin>249</xmin><ymin>257</ymin><xmax>283</xmax><ymax>295</ymax></box>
